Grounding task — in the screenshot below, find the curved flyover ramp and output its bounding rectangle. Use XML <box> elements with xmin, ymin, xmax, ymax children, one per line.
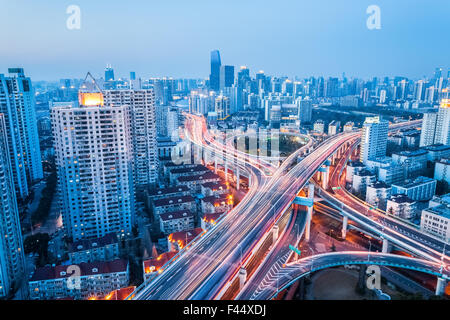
<box><xmin>251</xmin><ymin>251</ymin><xmax>449</xmax><ymax>300</ymax></box>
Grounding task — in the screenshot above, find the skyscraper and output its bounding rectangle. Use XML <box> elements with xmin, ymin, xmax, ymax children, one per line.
<box><xmin>0</xmin><ymin>114</ymin><xmax>26</xmax><ymax>298</ymax></box>
<box><xmin>360</xmin><ymin>116</ymin><xmax>389</xmax><ymax>164</ymax></box>
<box><xmin>209</xmin><ymin>50</ymin><xmax>221</xmax><ymax>91</ymax></box>
<box><xmin>52</xmin><ymin>90</ymin><xmax>135</xmax><ymax>241</ymax></box>
<box><xmin>219</xmin><ymin>65</ymin><xmax>234</xmax><ymax>90</ymax></box>
<box><xmin>0</xmin><ymin>68</ymin><xmax>43</xmax><ymax>200</ymax></box>
<box><xmin>105</xmin><ymin>64</ymin><xmax>115</xmax><ymax>81</ymax></box>
<box><xmin>103</xmin><ymin>89</ymin><xmax>159</xmax><ymax>188</ymax></box>
<box><xmin>296</xmin><ymin>97</ymin><xmax>312</xmax><ymax>125</ymax></box>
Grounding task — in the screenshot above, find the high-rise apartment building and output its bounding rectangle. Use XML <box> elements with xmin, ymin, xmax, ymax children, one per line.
<box><xmin>420</xmin><ymin>91</ymin><xmax>450</xmax><ymax>146</ymax></box>
<box><xmin>51</xmin><ymin>91</ymin><xmax>135</xmax><ymax>241</ymax></box>
<box><xmin>0</xmin><ymin>68</ymin><xmax>43</xmax><ymax>199</ymax></box>
<box><xmin>0</xmin><ymin>114</ymin><xmax>26</xmax><ymax>298</ymax></box>
<box><xmin>215</xmin><ymin>95</ymin><xmax>230</xmax><ymax>120</ymax></box>
<box><xmin>360</xmin><ymin>116</ymin><xmax>389</xmax><ymax>165</ymax></box>
<box><xmin>103</xmin><ymin>89</ymin><xmax>158</xmax><ymax>188</ymax></box>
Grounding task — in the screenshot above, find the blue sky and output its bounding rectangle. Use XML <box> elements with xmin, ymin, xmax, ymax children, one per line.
<box><xmin>1</xmin><ymin>0</ymin><xmax>449</xmax><ymax>80</ymax></box>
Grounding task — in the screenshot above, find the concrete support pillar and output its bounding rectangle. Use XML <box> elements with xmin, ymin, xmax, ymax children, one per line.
<box><xmin>341</xmin><ymin>216</ymin><xmax>348</xmax><ymax>239</ymax></box>
<box><xmin>305</xmin><ymin>206</ymin><xmax>312</xmax><ymax>241</ymax></box>
<box><xmin>272</xmin><ymin>225</ymin><xmax>279</xmax><ymax>243</ymax></box>
<box><xmin>382</xmin><ymin>238</ymin><xmax>389</xmax><ymax>253</ymax></box>
<box><xmin>321</xmin><ymin>166</ymin><xmax>329</xmax><ymax>190</ymax></box>
<box><xmin>224</xmin><ymin>159</ymin><xmax>228</xmax><ymax>181</ymax></box>
<box><xmin>238</xmin><ymin>267</ymin><xmax>247</xmax><ymax>290</ymax></box>
<box><xmin>308</xmin><ymin>182</ymin><xmax>315</xmax><ymax>199</ymax></box>
<box><xmin>236</xmin><ymin>166</ymin><xmax>240</xmax><ymax>190</ymax></box>
<box><xmin>435</xmin><ymin>277</ymin><xmax>447</xmax><ymax>296</ymax></box>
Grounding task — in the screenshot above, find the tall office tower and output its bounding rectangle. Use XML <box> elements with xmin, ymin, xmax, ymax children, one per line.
<box><xmin>209</xmin><ymin>50</ymin><xmax>221</xmax><ymax>91</ymax></box>
<box><xmin>103</xmin><ymin>89</ymin><xmax>158</xmax><ymax>188</ymax></box>
<box><xmin>52</xmin><ymin>91</ymin><xmax>135</xmax><ymax>241</ymax></box>
<box><xmin>105</xmin><ymin>64</ymin><xmax>115</xmax><ymax>81</ymax></box>
<box><xmin>130</xmin><ymin>72</ymin><xmax>136</xmax><ymax>80</ymax></box>
<box><xmin>0</xmin><ymin>114</ymin><xmax>26</xmax><ymax>298</ymax></box>
<box><xmin>360</xmin><ymin>116</ymin><xmax>389</xmax><ymax>165</ymax></box>
<box><xmin>237</xmin><ymin>66</ymin><xmax>250</xmax><ymax>88</ymax></box>
<box><xmin>0</xmin><ymin>68</ymin><xmax>43</xmax><ymax>200</ymax></box>
<box><xmin>296</xmin><ymin>97</ymin><xmax>312</xmax><ymax>125</ymax></box>
<box><xmin>219</xmin><ymin>65</ymin><xmax>235</xmax><ymax>90</ymax></box>
<box><xmin>215</xmin><ymin>95</ymin><xmax>230</xmax><ymax>119</ymax></box>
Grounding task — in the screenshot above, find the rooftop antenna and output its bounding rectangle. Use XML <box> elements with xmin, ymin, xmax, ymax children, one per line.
<box><xmin>80</xmin><ymin>72</ymin><xmax>103</xmax><ymax>93</ymax></box>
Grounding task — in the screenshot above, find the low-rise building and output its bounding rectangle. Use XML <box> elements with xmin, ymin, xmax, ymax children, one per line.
<box><xmin>167</xmin><ymin>228</ymin><xmax>205</xmax><ymax>252</ymax></box>
<box><xmin>201</xmin><ymin>211</ymin><xmax>227</xmax><ymax>230</ymax></box>
<box><xmin>313</xmin><ymin>120</ymin><xmax>325</xmax><ymax>134</ymax></box>
<box><xmin>177</xmin><ymin>171</ymin><xmax>221</xmax><ymax>193</ymax></box>
<box><xmin>365</xmin><ymin>182</ymin><xmax>392</xmax><ymax>211</ymax></box>
<box><xmin>152</xmin><ymin>195</ymin><xmax>196</xmax><ymax>219</ymax></box>
<box><xmin>392</xmin><ymin>150</ymin><xmax>428</xmax><ymax>178</ymax></box>
<box><xmin>343</xmin><ymin>122</ymin><xmax>354</xmax><ymax>132</ymax></box>
<box><xmin>434</xmin><ymin>158</ymin><xmax>450</xmax><ymax>185</ymax></box>
<box><xmin>392</xmin><ymin>176</ymin><xmax>437</xmax><ymax>201</ymax></box>
<box><xmin>365</xmin><ymin>157</ymin><xmax>406</xmax><ymax>185</ymax></box>
<box><xmin>346</xmin><ymin>161</ymin><xmax>365</xmax><ymax>184</ymax></box>
<box><xmin>142</xmin><ymin>251</ymin><xmax>178</xmax><ymax>281</ymax></box>
<box><xmin>420</xmin><ymin>194</ymin><xmax>450</xmax><ymax>242</ymax></box>
<box><xmin>327</xmin><ymin>120</ymin><xmax>341</xmax><ymax>136</ymax></box>
<box><xmin>159</xmin><ymin>210</ymin><xmax>195</xmax><ymax>235</ymax></box>
<box><xmin>422</xmin><ymin>144</ymin><xmax>450</xmax><ymax>162</ymax></box>
<box><xmin>68</xmin><ymin>233</ymin><xmax>120</xmax><ymax>264</ymax></box>
<box><xmin>29</xmin><ymin>259</ymin><xmax>129</xmax><ymax>300</ymax></box>
<box><xmin>386</xmin><ymin>194</ymin><xmax>418</xmax><ymax>220</ymax></box>
<box><xmin>352</xmin><ymin>170</ymin><xmax>376</xmax><ymax>197</ymax></box>
<box><xmin>169</xmin><ymin>164</ymin><xmax>209</xmax><ymax>184</ymax></box>
<box><xmin>201</xmin><ymin>194</ymin><xmax>233</xmax><ymax>214</ymax></box>
<box><xmin>201</xmin><ymin>182</ymin><xmax>229</xmax><ymax>197</ymax></box>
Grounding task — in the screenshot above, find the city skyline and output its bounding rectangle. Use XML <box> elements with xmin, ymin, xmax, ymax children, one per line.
<box><xmin>1</xmin><ymin>0</ymin><xmax>450</xmax><ymax>80</ymax></box>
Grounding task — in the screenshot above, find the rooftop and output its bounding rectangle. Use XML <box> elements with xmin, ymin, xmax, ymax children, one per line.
<box><xmin>159</xmin><ymin>210</ymin><xmax>194</xmax><ymax>221</ymax></box>
<box><xmin>148</xmin><ymin>185</ymin><xmax>190</xmax><ymax>197</ymax></box>
<box><xmin>30</xmin><ymin>259</ymin><xmax>128</xmax><ymax>282</ymax></box>
<box><xmin>153</xmin><ymin>195</ymin><xmax>195</xmax><ymax>207</ymax></box>
<box><xmin>68</xmin><ymin>233</ymin><xmax>118</xmax><ymax>253</ymax></box>
<box><xmin>368</xmin><ymin>181</ymin><xmax>391</xmax><ymax>189</ymax></box>
<box><xmin>423</xmin><ymin>144</ymin><xmax>450</xmax><ymax>152</ymax></box>
<box><xmin>393</xmin><ymin>176</ymin><xmax>436</xmax><ymax>188</ymax></box>
<box><xmin>177</xmin><ymin>171</ymin><xmax>220</xmax><ymax>183</ymax></box>
<box><xmin>170</xmin><ymin>164</ymin><xmax>208</xmax><ymax>175</ymax></box>
<box><xmin>389</xmin><ymin>194</ymin><xmax>415</xmax><ymax>204</ymax></box>
<box><xmin>143</xmin><ymin>251</ymin><xmax>178</xmax><ymax>274</ymax></box>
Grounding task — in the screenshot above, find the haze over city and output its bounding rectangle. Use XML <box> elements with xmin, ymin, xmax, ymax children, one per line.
<box><xmin>1</xmin><ymin>0</ymin><xmax>450</xmax><ymax>80</ymax></box>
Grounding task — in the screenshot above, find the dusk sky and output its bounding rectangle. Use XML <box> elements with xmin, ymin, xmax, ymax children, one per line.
<box><xmin>1</xmin><ymin>0</ymin><xmax>449</xmax><ymax>81</ymax></box>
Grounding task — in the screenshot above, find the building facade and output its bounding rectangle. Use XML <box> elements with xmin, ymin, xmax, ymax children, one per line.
<box><xmin>0</xmin><ymin>68</ymin><xmax>43</xmax><ymax>199</ymax></box>
<box><xmin>51</xmin><ymin>92</ymin><xmax>135</xmax><ymax>241</ymax></box>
